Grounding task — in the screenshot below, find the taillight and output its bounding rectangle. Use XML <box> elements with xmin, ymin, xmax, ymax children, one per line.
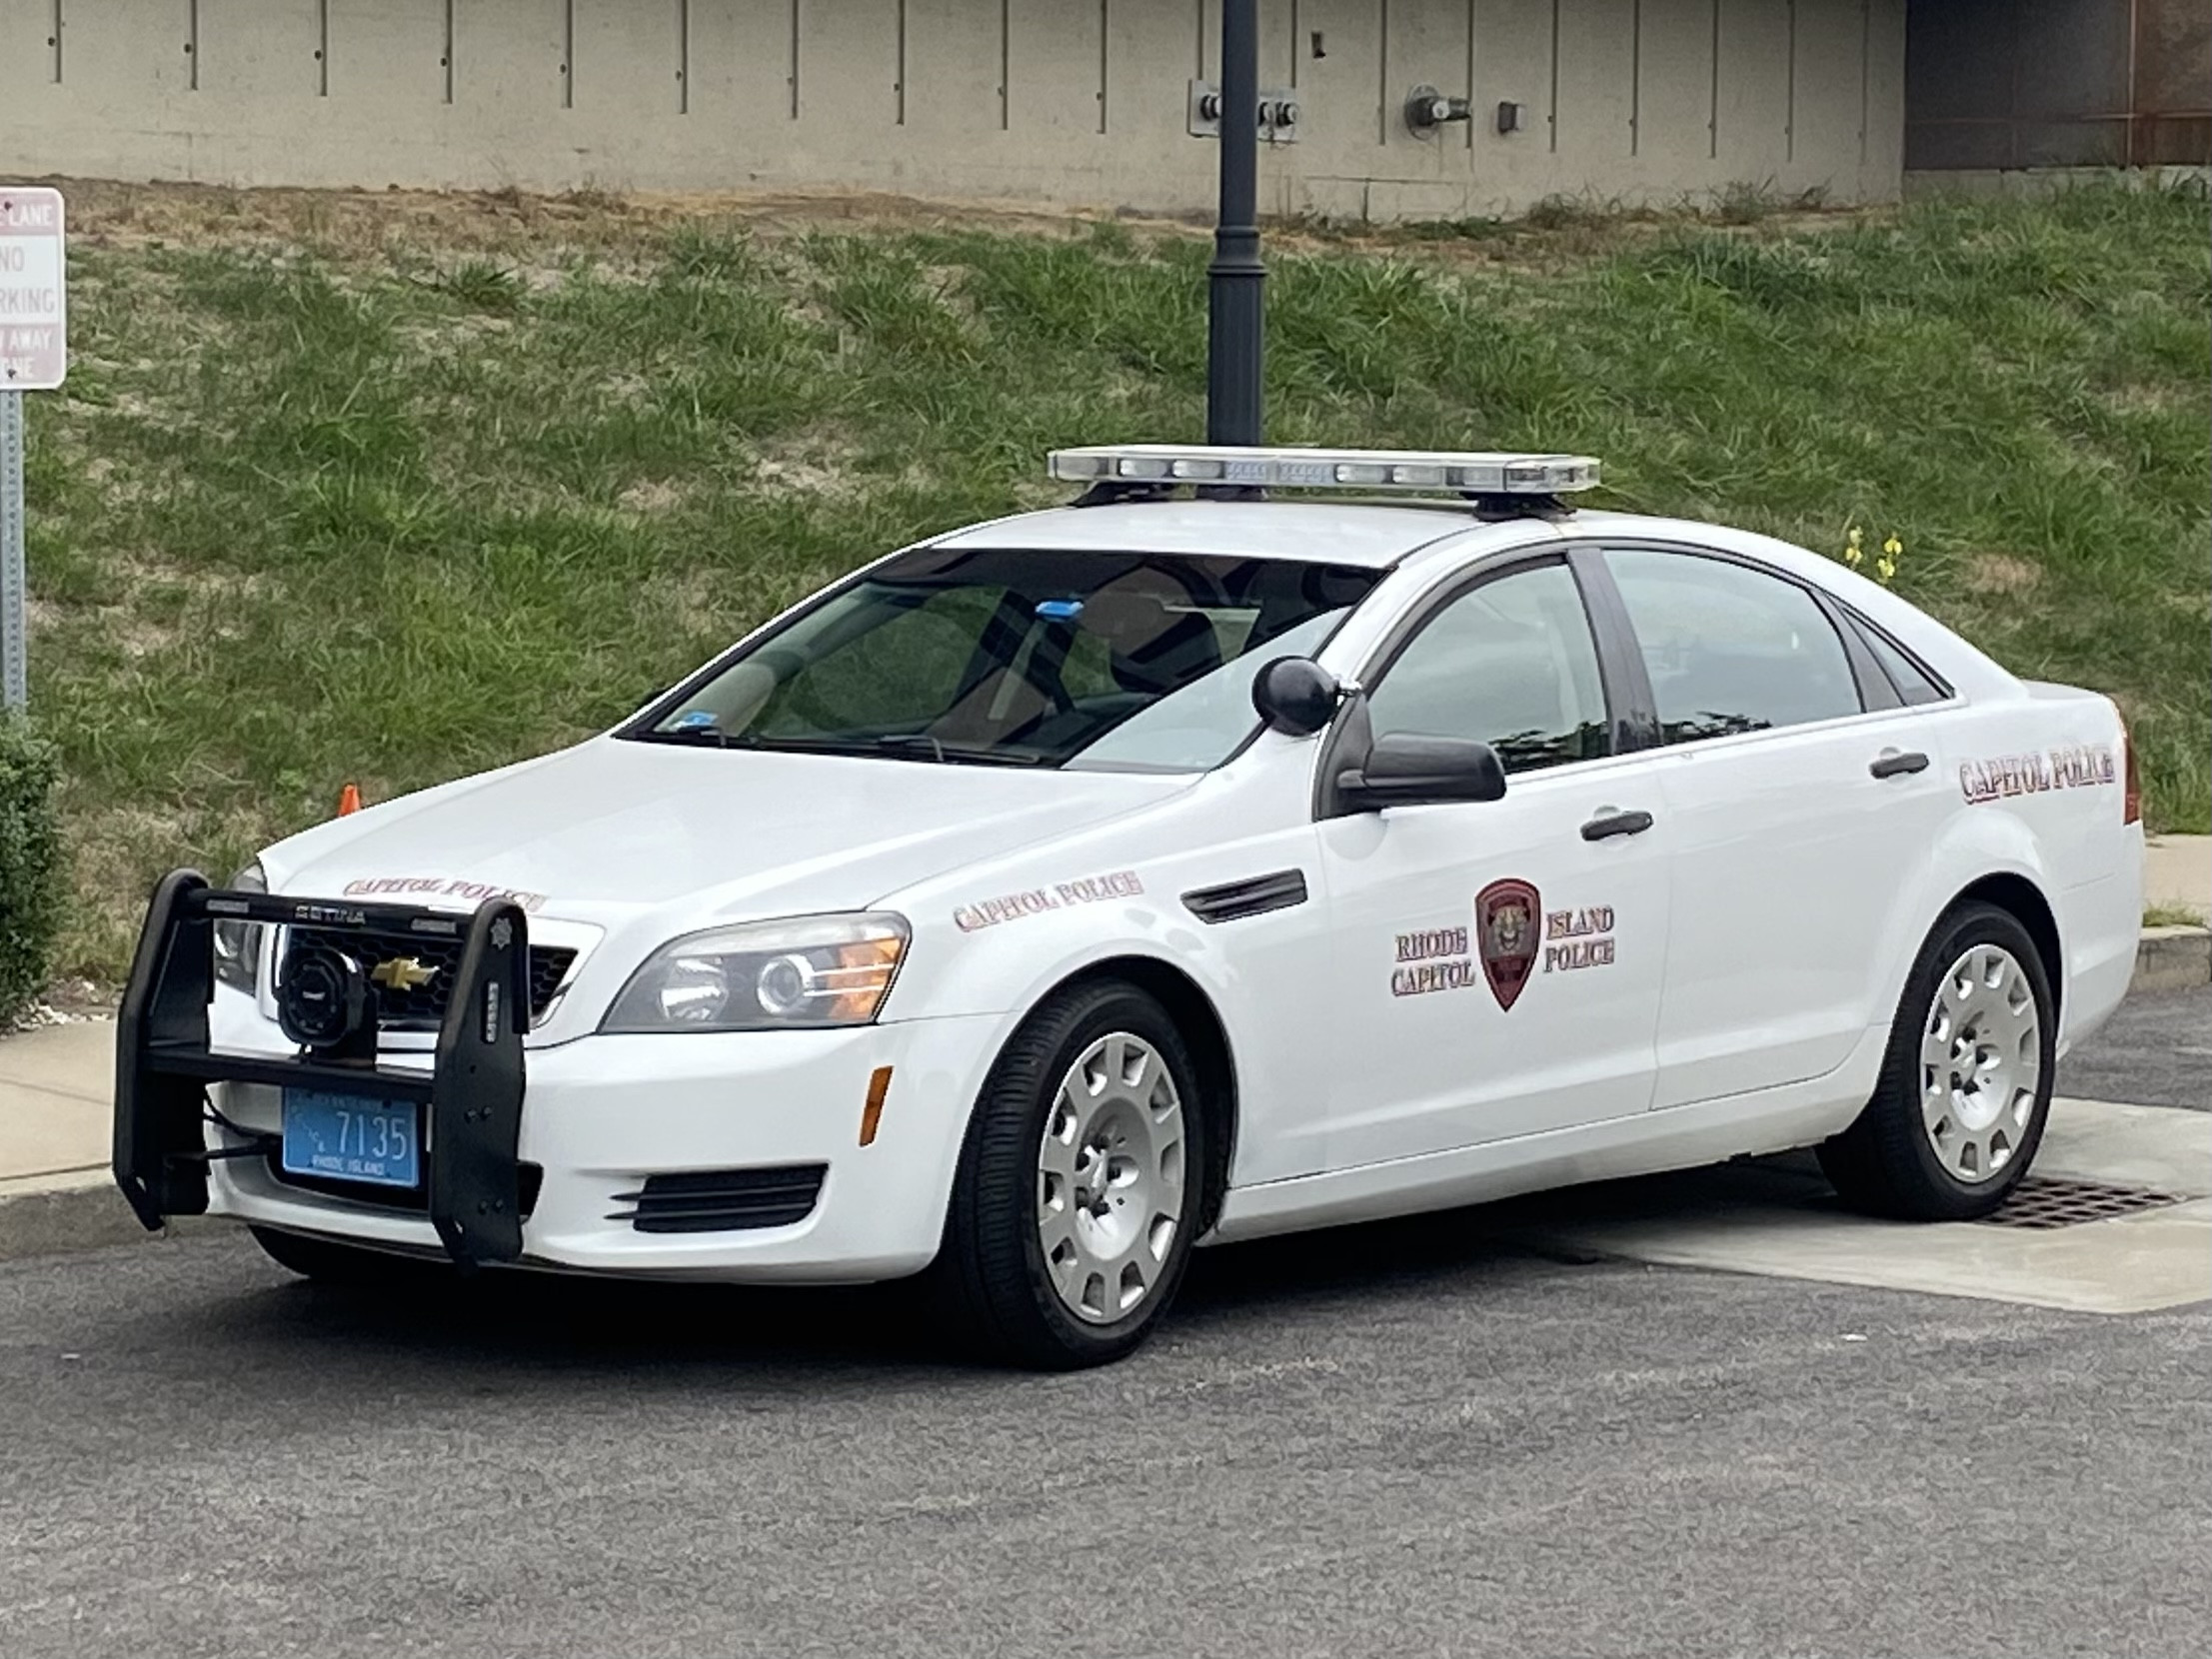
<box><xmin>2122</xmin><ymin>724</ymin><xmax>2142</xmax><ymax>825</ymax></box>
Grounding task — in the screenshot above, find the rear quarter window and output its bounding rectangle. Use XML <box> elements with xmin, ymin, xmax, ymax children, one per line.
<box><xmin>1847</xmin><ymin>612</ymin><xmax>1952</xmax><ymax>706</ymax></box>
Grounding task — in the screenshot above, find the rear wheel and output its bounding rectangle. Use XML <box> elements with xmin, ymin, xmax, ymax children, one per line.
<box><xmin>933</xmin><ymin>980</ymin><xmax>1206</xmax><ymax>1370</ymax></box>
<box><xmin>1818</xmin><ymin>901</ymin><xmax>2054</xmax><ymax>1220</ymax></box>
<box><xmin>249</xmin><ymin>1225</ymin><xmax>444</xmax><ymax>1286</ymax></box>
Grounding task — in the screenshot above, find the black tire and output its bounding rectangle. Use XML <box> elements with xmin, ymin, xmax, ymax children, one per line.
<box><xmin>249</xmin><ymin>1224</ymin><xmax>444</xmax><ymax>1286</ymax></box>
<box><xmin>932</xmin><ymin>980</ymin><xmax>1209</xmax><ymax>1370</ymax></box>
<box><xmin>1818</xmin><ymin>901</ymin><xmax>2056</xmax><ymax>1220</ymax></box>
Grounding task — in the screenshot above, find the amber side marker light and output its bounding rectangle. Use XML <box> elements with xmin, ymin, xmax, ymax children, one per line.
<box><xmin>859</xmin><ymin>1065</ymin><xmax>894</xmax><ymax>1147</ymax></box>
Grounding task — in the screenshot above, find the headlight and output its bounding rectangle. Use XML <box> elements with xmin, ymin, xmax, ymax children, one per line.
<box><xmin>601</xmin><ymin>913</ymin><xmax>911</xmax><ymax>1033</ymax></box>
<box><xmin>213</xmin><ymin>860</ymin><xmax>266</xmax><ymax>994</ymax></box>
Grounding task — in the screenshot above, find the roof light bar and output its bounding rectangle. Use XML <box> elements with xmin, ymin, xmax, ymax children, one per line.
<box><xmin>1050</xmin><ymin>445</ymin><xmax>1601</xmax><ymax>495</ymax></box>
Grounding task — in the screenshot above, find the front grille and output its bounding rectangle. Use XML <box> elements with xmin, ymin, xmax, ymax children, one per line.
<box><xmin>609</xmin><ymin>1165</ymin><xmax>829</xmax><ymax>1234</ymax></box>
<box><xmin>285</xmin><ymin>930</ymin><xmax>576</xmax><ymax>1030</ymax></box>
<box><xmin>1979</xmin><ymin>1175</ymin><xmax>2187</xmax><ymax>1230</ymax></box>
<box><xmin>266</xmin><ymin>1155</ymin><xmax>544</xmax><ymax>1219</ymax></box>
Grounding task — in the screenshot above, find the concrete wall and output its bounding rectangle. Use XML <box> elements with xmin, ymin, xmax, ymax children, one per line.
<box><xmin>0</xmin><ymin>1</ymin><xmax>1905</xmax><ymax>218</ymax></box>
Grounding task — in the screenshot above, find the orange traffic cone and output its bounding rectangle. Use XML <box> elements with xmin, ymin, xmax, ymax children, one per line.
<box><xmin>336</xmin><ymin>783</ymin><xmax>363</xmax><ymax>817</ymax></box>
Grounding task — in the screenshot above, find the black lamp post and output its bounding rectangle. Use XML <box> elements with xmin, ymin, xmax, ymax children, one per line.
<box><xmin>1205</xmin><ymin>0</ymin><xmax>1263</xmax><ymax>448</ymax></box>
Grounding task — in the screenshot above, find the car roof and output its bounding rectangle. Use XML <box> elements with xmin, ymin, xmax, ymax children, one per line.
<box><xmin>934</xmin><ymin>500</ymin><xmax>1539</xmax><ymax>569</ymax></box>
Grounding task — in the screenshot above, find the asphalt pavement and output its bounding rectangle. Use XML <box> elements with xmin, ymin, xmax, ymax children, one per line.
<box><xmin>1</xmin><ymin>988</ymin><xmax>2206</xmax><ymax>1659</ymax></box>
<box><xmin>2056</xmin><ymin>984</ymin><xmax>2212</xmax><ymax>1111</ymax></box>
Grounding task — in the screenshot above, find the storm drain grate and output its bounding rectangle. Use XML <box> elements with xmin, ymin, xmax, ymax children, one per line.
<box><xmin>1979</xmin><ymin>1175</ymin><xmax>2189</xmax><ymax>1230</ymax></box>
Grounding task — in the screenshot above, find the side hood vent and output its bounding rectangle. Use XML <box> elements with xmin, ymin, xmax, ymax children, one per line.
<box><xmin>1181</xmin><ymin>868</ymin><xmax>1308</xmax><ymax>924</ymax></box>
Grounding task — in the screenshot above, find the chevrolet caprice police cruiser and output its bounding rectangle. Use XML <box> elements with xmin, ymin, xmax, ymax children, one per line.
<box><xmin>114</xmin><ymin>446</ymin><xmax>2145</xmax><ymax>1368</ymax></box>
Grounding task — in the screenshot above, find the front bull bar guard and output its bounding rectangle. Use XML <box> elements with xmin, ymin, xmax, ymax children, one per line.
<box><xmin>113</xmin><ymin>869</ymin><xmax>531</xmax><ymax>1266</ymax></box>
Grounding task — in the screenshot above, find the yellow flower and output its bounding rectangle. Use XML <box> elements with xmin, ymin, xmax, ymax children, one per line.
<box><xmin>1843</xmin><ymin>526</ymin><xmax>1864</xmax><ymax>568</ymax></box>
<box><xmin>1876</xmin><ymin>533</ymin><xmax>1903</xmax><ymax>586</ymax></box>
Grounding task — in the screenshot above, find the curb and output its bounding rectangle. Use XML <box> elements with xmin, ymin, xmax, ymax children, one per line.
<box><xmin>4</xmin><ymin>925</ymin><xmax>2208</xmax><ymax>1267</ymax></box>
<box><xmin>2134</xmin><ymin>925</ymin><xmax>2212</xmax><ymax>995</ymax></box>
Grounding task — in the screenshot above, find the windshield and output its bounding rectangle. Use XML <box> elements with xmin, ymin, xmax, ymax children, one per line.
<box><xmin>630</xmin><ymin>546</ymin><xmax>1378</xmax><ymax>772</ymax></box>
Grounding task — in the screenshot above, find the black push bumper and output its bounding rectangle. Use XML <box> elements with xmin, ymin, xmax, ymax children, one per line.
<box><xmin>112</xmin><ymin>869</ymin><xmax>533</xmax><ymax>1266</ymax></box>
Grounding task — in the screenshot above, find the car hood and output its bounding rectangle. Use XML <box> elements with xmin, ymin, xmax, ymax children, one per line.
<box><xmin>268</xmin><ymin>738</ymin><xmax>1194</xmax><ymax>932</ymax></box>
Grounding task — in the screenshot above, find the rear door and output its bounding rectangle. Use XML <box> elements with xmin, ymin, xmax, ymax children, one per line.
<box><xmin>1314</xmin><ymin>552</ymin><xmax>1673</xmax><ymax>1167</ymax></box>
<box><xmin>1586</xmin><ymin>540</ymin><xmax>1961</xmax><ymax>1109</ymax></box>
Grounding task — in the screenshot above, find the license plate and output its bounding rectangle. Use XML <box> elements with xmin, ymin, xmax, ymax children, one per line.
<box><xmin>281</xmin><ymin>1089</ymin><xmax>421</xmax><ymax>1189</ymax></box>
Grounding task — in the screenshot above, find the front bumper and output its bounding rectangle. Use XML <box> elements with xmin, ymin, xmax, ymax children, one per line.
<box><xmin>205</xmin><ymin>1014</ymin><xmax>1003</xmax><ymax>1283</ymax></box>
<box><xmin>115</xmin><ymin>868</ymin><xmax>1004</xmax><ymax>1283</ymax></box>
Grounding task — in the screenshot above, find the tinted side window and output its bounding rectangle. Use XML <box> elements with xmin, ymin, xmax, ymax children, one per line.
<box><xmin>1606</xmin><ymin>549</ymin><xmax>1861</xmax><ymax>744</ymax></box>
<box><xmin>1849</xmin><ymin>614</ymin><xmax>1950</xmax><ymax>706</ymax></box>
<box><xmin>1365</xmin><ymin>563</ymin><xmax>1610</xmax><ymax>775</ymax></box>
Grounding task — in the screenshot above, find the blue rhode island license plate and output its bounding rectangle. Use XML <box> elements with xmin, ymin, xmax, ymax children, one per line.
<box><xmin>281</xmin><ymin>1089</ymin><xmax>421</xmax><ymax>1189</ymax></box>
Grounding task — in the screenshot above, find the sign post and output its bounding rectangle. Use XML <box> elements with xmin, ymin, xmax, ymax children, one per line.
<box><xmin>0</xmin><ymin>185</ymin><xmax>67</xmax><ymax>711</ymax></box>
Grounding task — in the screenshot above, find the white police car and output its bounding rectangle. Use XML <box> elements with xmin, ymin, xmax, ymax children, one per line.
<box><xmin>117</xmin><ymin>446</ymin><xmax>2144</xmax><ymax>1368</ymax></box>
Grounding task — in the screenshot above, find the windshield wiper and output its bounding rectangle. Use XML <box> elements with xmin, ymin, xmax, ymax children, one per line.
<box><xmin>642</xmin><ymin>723</ymin><xmax>735</xmax><ymax>748</ymax></box>
<box><xmin>635</xmin><ymin>728</ymin><xmax>1040</xmax><ymax>767</ymax></box>
<box><xmin>872</xmin><ymin>733</ymin><xmax>1044</xmax><ymax>768</ymax></box>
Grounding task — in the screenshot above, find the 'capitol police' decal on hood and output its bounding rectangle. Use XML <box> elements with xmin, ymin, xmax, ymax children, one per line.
<box><xmin>955</xmin><ymin>871</ymin><xmax>1143</xmax><ymax>932</ymax></box>
<box><xmin>341</xmin><ymin>875</ymin><xmax>550</xmax><ymax>913</ymax></box>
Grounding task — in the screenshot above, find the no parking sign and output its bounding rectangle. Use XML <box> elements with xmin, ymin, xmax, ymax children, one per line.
<box><xmin>0</xmin><ymin>187</ymin><xmax>67</xmax><ymax>390</ymax></box>
<box><xmin>0</xmin><ymin>184</ymin><xmax>65</xmax><ymax>709</ymax></box>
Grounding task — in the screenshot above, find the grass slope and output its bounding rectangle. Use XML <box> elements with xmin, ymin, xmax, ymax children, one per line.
<box><xmin>22</xmin><ymin>180</ymin><xmax>2211</xmax><ymax>979</ymax></box>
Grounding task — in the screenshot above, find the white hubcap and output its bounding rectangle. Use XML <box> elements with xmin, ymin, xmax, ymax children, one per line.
<box><xmin>1037</xmin><ymin>1032</ymin><xmax>1186</xmax><ymax>1324</ymax></box>
<box><xmin>1919</xmin><ymin>943</ymin><xmax>2041</xmax><ymax>1183</ymax></box>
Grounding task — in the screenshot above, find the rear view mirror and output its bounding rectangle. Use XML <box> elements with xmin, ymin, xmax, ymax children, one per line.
<box><xmin>1337</xmin><ymin>733</ymin><xmax>1508</xmax><ymax>811</ymax></box>
<box><xmin>1251</xmin><ymin>657</ymin><xmax>1341</xmax><ymax>736</ymax></box>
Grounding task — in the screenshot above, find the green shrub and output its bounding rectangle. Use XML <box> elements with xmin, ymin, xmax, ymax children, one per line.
<box><xmin>0</xmin><ymin>716</ymin><xmax>63</xmax><ymax>1022</ymax></box>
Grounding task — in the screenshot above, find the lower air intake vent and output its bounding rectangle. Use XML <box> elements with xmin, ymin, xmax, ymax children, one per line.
<box><xmin>269</xmin><ymin>1157</ymin><xmax>544</xmax><ymax>1220</ymax></box>
<box><xmin>611</xmin><ymin>1165</ymin><xmax>829</xmax><ymax>1234</ymax></box>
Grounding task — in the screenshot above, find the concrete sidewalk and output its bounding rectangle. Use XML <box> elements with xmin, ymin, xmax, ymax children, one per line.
<box><xmin>2</xmin><ymin>834</ymin><xmax>2205</xmax><ymax>1259</ymax></box>
<box><xmin>0</xmin><ymin>1018</ymin><xmax>142</xmax><ymax>1256</ymax></box>
<box><xmin>2145</xmin><ymin>831</ymin><xmax>2210</xmax><ymax>917</ymax></box>
<box><xmin>2138</xmin><ymin>831</ymin><xmax>2212</xmax><ymax>990</ymax></box>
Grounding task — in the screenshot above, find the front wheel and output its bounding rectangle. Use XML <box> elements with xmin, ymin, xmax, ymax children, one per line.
<box><xmin>1818</xmin><ymin>901</ymin><xmax>2055</xmax><ymax>1220</ymax></box>
<box><xmin>933</xmin><ymin>981</ymin><xmax>1207</xmax><ymax>1370</ymax></box>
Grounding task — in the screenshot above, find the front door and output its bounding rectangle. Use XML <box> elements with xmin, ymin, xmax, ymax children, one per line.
<box><xmin>1316</xmin><ymin>556</ymin><xmax>1672</xmax><ymax>1170</ymax></box>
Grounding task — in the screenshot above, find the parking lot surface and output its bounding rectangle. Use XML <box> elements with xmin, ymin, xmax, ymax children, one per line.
<box><xmin>1</xmin><ymin>987</ymin><xmax>2204</xmax><ymax>1659</ymax></box>
<box><xmin>3</xmin><ymin>1205</ymin><xmax>2206</xmax><ymax>1658</ymax></box>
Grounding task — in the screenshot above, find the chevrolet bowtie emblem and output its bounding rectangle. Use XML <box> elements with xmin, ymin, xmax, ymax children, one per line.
<box><xmin>370</xmin><ymin>956</ymin><xmax>439</xmax><ymax>992</ymax></box>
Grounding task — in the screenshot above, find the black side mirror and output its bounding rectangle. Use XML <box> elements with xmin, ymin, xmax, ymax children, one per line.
<box><xmin>1337</xmin><ymin>733</ymin><xmax>1508</xmax><ymax>811</ymax></box>
<box><xmin>1251</xmin><ymin>657</ymin><xmax>1341</xmax><ymax>736</ymax></box>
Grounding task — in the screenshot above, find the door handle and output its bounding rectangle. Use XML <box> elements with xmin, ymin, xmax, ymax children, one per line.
<box><xmin>1869</xmin><ymin>750</ymin><xmax>1930</xmax><ymax>780</ymax></box>
<box><xmin>1580</xmin><ymin>808</ymin><xmax>1654</xmax><ymax>841</ymax></box>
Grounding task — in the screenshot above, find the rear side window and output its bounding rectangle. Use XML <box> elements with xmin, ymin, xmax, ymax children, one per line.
<box><xmin>1848</xmin><ymin>613</ymin><xmax>1951</xmax><ymax>706</ymax></box>
<box><xmin>1606</xmin><ymin>549</ymin><xmax>1862</xmax><ymax>743</ymax></box>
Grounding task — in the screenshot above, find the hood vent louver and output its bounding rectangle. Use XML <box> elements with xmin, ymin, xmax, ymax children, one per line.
<box><xmin>1182</xmin><ymin>869</ymin><xmax>1308</xmax><ymax>925</ymax></box>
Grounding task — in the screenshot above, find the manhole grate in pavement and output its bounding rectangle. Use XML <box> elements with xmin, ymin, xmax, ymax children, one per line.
<box><xmin>1980</xmin><ymin>1175</ymin><xmax>2189</xmax><ymax>1230</ymax></box>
